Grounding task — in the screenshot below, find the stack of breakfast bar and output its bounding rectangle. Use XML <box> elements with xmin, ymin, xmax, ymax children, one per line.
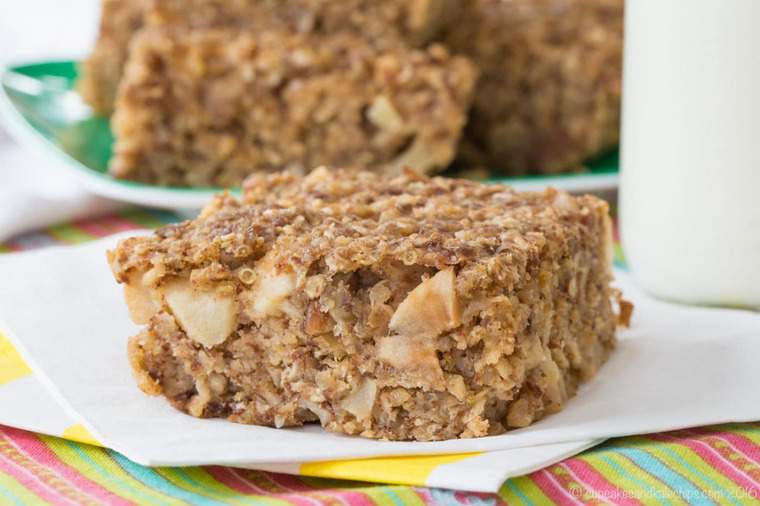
<box><xmin>91</xmin><ymin>1</ymin><xmax>632</xmax><ymax>441</ymax></box>
<box><xmin>79</xmin><ymin>0</ymin><xmax>624</xmax><ymax>186</ymax></box>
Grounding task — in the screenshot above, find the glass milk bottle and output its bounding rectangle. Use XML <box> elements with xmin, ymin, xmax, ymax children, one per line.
<box><xmin>620</xmin><ymin>0</ymin><xmax>760</xmax><ymax>308</ymax></box>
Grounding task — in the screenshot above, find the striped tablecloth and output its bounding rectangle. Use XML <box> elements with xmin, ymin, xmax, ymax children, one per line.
<box><xmin>2</xmin><ymin>209</ymin><xmax>759</xmax><ymax>505</ymax></box>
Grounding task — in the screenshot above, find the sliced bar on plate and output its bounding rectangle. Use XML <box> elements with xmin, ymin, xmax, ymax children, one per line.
<box><xmin>110</xmin><ymin>28</ymin><xmax>476</xmax><ymax>186</ymax></box>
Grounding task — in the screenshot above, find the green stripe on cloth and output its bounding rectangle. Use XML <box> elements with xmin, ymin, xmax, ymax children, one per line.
<box><xmin>118</xmin><ymin>208</ymin><xmax>181</xmax><ymax>229</ymax></box>
<box><xmin>45</xmin><ymin>437</ymin><xmax>184</xmax><ymax>506</ymax></box>
<box><xmin>47</xmin><ymin>222</ymin><xmax>97</xmax><ymax>245</ymax></box>
<box><xmin>0</xmin><ymin>471</ymin><xmax>46</xmax><ymax>506</ymax></box>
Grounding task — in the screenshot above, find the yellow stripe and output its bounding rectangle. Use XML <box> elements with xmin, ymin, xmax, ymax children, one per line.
<box><xmin>0</xmin><ymin>466</ymin><xmax>57</xmax><ymax>505</ymax></box>
<box><xmin>630</xmin><ymin>435</ymin><xmax>745</xmax><ymax>506</ymax></box>
<box><xmin>61</xmin><ymin>424</ymin><xmax>102</xmax><ymax>447</ymax></box>
<box><xmin>500</xmin><ymin>475</ymin><xmax>554</xmax><ymax>505</ymax></box>
<box><xmin>385</xmin><ymin>487</ymin><xmax>427</xmax><ymax>505</ymax></box>
<box><xmin>156</xmin><ymin>467</ymin><xmax>290</xmax><ymax>506</ymax></box>
<box><xmin>43</xmin><ymin>436</ymin><xmax>187</xmax><ymax>506</ymax></box>
<box><xmin>0</xmin><ymin>333</ymin><xmax>32</xmax><ymax>385</ymax></box>
<box><xmin>733</xmin><ymin>426</ymin><xmax>760</xmax><ymax>446</ymax></box>
<box><xmin>300</xmin><ymin>452</ymin><xmax>480</xmax><ymax>487</ymax></box>
<box><xmin>600</xmin><ymin>451</ymin><xmax>690</xmax><ymax>506</ymax></box>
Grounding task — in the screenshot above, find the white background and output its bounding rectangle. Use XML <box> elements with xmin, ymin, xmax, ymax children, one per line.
<box><xmin>0</xmin><ymin>1</ymin><xmax>98</xmax><ymax>65</ymax></box>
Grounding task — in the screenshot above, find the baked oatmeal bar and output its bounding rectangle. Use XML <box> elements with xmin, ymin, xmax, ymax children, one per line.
<box><xmin>445</xmin><ymin>0</ymin><xmax>624</xmax><ymax>175</ymax></box>
<box><xmin>110</xmin><ymin>29</ymin><xmax>476</xmax><ymax>186</ymax></box>
<box><xmin>147</xmin><ymin>0</ymin><xmax>462</xmax><ymax>49</ymax></box>
<box><xmin>78</xmin><ymin>0</ymin><xmax>461</xmax><ymax>115</ymax></box>
<box><xmin>108</xmin><ymin>168</ymin><xmax>628</xmax><ymax>441</ymax></box>
<box><xmin>78</xmin><ymin>0</ymin><xmax>147</xmax><ymax>115</ymax></box>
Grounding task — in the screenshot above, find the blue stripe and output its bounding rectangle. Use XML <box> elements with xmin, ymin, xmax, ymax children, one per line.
<box><xmin>383</xmin><ymin>488</ymin><xmax>408</xmax><ymax>506</ymax></box>
<box><xmin>617</xmin><ymin>447</ymin><xmax>717</xmax><ymax>506</ymax></box>
<box><xmin>503</xmin><ymin>479</ymin><xmax>533</xmax><ymax>506</ymax></box>
<box><xmin>599</xmin><ymin>454</ymin><xmax>671</xmax><ymax>506</ymax></box>
<box><xmin>166</xmin><ymin>468</ymin><xmax>270</xmax><ymax>506</ymax></box>
<box><xmin>0</xmin><ymin>481</ymin><xmax>26</xmax><ymax>506</ymax></box>
<box><xmin>64</xmin><ymin>440</ymin><xmax>174</xmax><ymax>506</ymax></box>
<box><xmin>656</xmin><ymin>446</ymin><xmax>742</xmax><ymax>506</ymax></box>
<box><xmin>111</xmin><ymin>451</ymin><xmax>230</xmax><ymax>506</ymax></box>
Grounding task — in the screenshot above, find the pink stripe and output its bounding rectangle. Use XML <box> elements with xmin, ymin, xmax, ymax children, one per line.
<box><xmin>75</xmin><ymin>217</ymin><xmax>141</xmax><ymax>238</ymax></box>
<box><xmin>682</xmin><ymin>429</ymin><xmax>760</xmax><ymax>466</ymax></box>
<box><xmin>652</xmin><ymin>433</ymin><xmax>760</xmax><ymax>494</ymax></box>
<box><xmin>205</xmin><ymin>467</ymin><xmax>322</xmax><ymax>506</ymax></box>
<box><xmin>562</xmin><ymin>460</ymin><xmax>641</xmax><ymax>506</ymax></box>
<box><xmin>0</xmin><ymin>451</ymin><xmax>80</xmax><ymax>506</ymax></box>
<box><xmin>533</xmin><ymin>469</ymin><xmax>585</xmax><ymax>505</ymax></box>
<box><xmin>260</xmin><ymin>470</ymin><xmax>374</xmax><ymax>506</ymax></box>
<box><xmin>205</xmin><ymin>467</ymin><xmax>274</xmax><ymax>495</ymax></box>
<box><xmin>271</xmin><ymin>473</ymin><xmax>376</xmax><ymax>506</ymax></box>
<box><xmin>261</xmin><ymin>472</ymin><xmax>322</xmax><ymax>506</ymax></box>
<box><xmin>4</xmin><ymin>427</ymin><xmax>132</xmax><ymax>506</ymax></box>
<box><xmin>247</xmin><ymin>468</ymin><xmax>371</xmax><ymax>506</ymax></box>
<box><xmin>453</xmin><ymin>490</ymin><xmax>507</xmax><ymax>505</ymax></box>
<box><xmin>261</xmin><ymin>473</ymin><xmax>329</xmax><ymax>506</ymax></box>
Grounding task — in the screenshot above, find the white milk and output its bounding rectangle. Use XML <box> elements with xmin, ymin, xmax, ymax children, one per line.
<box><xmin>620</xmin><ymin>0</ymin><xmax>760</xmax><ymax>308</ymax></box>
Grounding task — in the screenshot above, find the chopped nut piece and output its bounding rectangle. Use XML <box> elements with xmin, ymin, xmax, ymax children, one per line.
<box><xmin>163</xmin><ymin>279</ymin><xmax>237</xmax><ymax>348</ymax></box>
<box><xmin>447</xmin><ymin>375</ymin><xmax>467</xmax><ymax>401</ymax></box>
<box><xmin>619</xmin><ymin>298</ymin><xmax>634</xmax><ymax>327</ymax></box>
<box><xmin>506</xmin><ymin>397</ymin><xmax>535</xmax><ymax>428</ymax></box>
<box><xmin>304</xmin><ymin>302</ymin><xmax>333</xmax><ymax>335</ymax></box>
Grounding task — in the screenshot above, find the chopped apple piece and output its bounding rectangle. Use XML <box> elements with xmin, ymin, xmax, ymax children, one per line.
<box><xmin>163</xmin><ymin>279</ymin><xmax>237</xmax><ymax>348</ymax></box>
<box><xmin>123</xmin><ymin>271</ymin><xmax>160</xmax><ymax>325</ymax></box>
<box><xmin>389</xmin><ymin>268</ymin><xmax>460</xmax><ymax>337</ymax></box>
<box><xmin>340</xmin><ymin>379</ymin><xmax>378</xmax><ymax>420</ymax></box>
<box><xmin>242</xmin><ymin>251</ymin><xmax>296</xmax><ymax>320</ymax></box>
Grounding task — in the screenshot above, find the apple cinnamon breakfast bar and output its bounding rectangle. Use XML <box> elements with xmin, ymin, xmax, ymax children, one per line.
<box><xmin>148</xmin><ymin>0</ymin><xmax>462</xmax><ymax>49</ymax></box>
<box><xmin>78</xmin><ymin>0</ymin><xmax>147</xmax><ymax>115</ymax></box>
<box><xmin>109</xmin><ymin>28</ymin><xmax>476</xmax><ymax>186</ymax></box>
<box><xmin>108</xmin><ymin>169</ymin><xmax>628</xmax><ymax>441</ymax></box>
<box><xmin>78</xmin><ymin>0</ymin><xmax>462</xmax><ymax>115</ymax></box>
<box><xmin>444</xmin><ymin>0</ymin><xmax>624</xmax><ymax>175</ymax></box>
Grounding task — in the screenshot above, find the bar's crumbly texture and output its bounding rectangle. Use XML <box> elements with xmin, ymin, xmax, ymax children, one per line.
<box><xmin>108</xmin><ymin>169</ymin><xmax>628</xmax><ymax>441</ymax></box>
<box><xmin>78</xmin><ymin>0</ymin><xmax>147</xmax><ymax>115</ymax></box>
<box><xmin>147</xmin><ymin>0</ymin><xmax>463</xmax><ymax>49</ymax></box>
<box><xmin>444</xmin><ymin>0</ymin><xmax>624</xmax><ymax>175</ymax></box>
<box><xmin>78</xmin><ymin>0</ymin><xmax>461</xmax><ymax>115</ymax></box>
<box><xmin>110</xmin><ymin>29</ymin><xmax>476</xmax><ymax>186</ymax></box>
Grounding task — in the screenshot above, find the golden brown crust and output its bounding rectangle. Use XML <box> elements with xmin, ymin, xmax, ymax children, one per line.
<box><xmin>110</xmin><ymin>169</ymin><xmax>622</xmax><ymax>440</ymax></box>
<box><xmin>78</xmin><ymin>0</ymin><xmax>462</xmax><ymax>115</ymax></box>
<box><xmin>147</xmin><ymin>0</ymin><xmax>463</xmax><ymax>49</ymax></box>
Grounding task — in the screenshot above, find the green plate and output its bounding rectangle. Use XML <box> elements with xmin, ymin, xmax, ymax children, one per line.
<box><xmin>0</xmin><ymin>60</ymin><xmax>618</xmax><ymax>209</ymax></box>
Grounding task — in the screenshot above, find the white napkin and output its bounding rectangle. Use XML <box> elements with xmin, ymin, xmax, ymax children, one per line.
<box><xmin>0</xmin><ymin>333</ymin><xmax>600</xmax><ymax>493</ymax></box>
<box><xmin>1</xmin><ymin>235</ymin><xmax>759</xmax><ymax>476</ymax></box>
